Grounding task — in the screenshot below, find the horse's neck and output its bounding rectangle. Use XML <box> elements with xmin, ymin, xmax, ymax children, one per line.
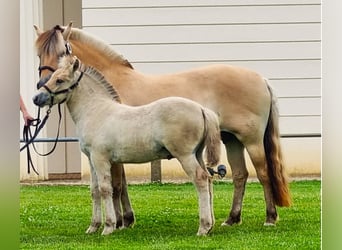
<box><xmin>69</xmin><ymin>34</ymin><xmax>132</xmax><ymax>75</ymax></box>
<box><xmin>66</xmin><ymin>73</ymin><xmax>117</xmax><ymax>124</ymax></box>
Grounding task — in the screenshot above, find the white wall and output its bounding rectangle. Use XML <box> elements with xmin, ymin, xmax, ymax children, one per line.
<box><xmin>20</xmin><ymin>0</ymin><xmax>48</xmax><ymax>180</ymax></box>
<box><xmin>80</xmin><ymin>0</ymin><xmax>321</xmax><ymax>179</ymax></box>
<box><xmin>82</xmin><ymin>0</ymin><xmax>321</xmax><ymax>136</ymax></box>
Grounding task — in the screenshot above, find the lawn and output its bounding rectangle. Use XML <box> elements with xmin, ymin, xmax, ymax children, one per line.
<box><xmin>20</xmin><ymin>180</ymin><xmax>321</xmax><ymax>249</ymax></box>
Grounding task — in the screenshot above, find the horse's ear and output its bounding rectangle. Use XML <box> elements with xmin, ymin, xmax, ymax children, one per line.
<box><xmin>62</xmin><ymin>22</ymin><xmax>73</xmax><ymax>40</ymax></box>
<box><xmin>34</xmin><ymin>25</ymin><xmax>43</xmax><ymax>36</ymax></box>
<box><xmin>73</xmin><ymin>58</ymin><xmax>80</xmax><ymax>72</ymax></box>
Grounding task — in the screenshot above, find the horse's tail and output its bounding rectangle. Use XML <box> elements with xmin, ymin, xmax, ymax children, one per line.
<box><xmin>264</xmin><ymin>80</ymin><xmax>292</xmax><ymax>207</ymax></box>
<box><xmin>201</xmin><ymin>108</ymin><xmax>221</xmax><ymax>168</ymax></box>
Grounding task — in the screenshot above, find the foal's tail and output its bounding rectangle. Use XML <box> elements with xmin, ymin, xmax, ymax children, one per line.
<box><xmin>264</xmin><ymin>81</ymin><xmax>292</xmax><ymax>207</ymax></box>
<box><xmin>201</xmin><ymin>108</ymin><xmax>221</xmax><ymax>168</ymax></box>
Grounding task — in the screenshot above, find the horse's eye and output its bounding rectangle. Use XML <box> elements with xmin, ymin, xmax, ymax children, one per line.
<box><xmin>56</xmin><ymin>79</ymin><xmax>64</xmax><ymax>84</ymax></box>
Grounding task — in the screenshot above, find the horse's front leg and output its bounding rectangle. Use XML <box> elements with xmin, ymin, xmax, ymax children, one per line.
<box><xmin>92</xmin><ymin>153</ymin><xmax>116</xmax><ymax>235</ymax></box>
<box><xmin>111</xmin><ymin>163</ymin><xmax>124</xmax><ymax>228</ymax></box>
<box><xmin>120</xmin><ymin>166</ymin><xmax>135</xmax><ymax>227</ymax></box>
<box><xmin>221</xmin><ymin>135</ymin><xmax>248</xmax><ymax>226</ymax></box>
<box><xmin>86</xmin><ymin>160</ymin><xmax>102</xmax><ymax>234</ymax></box>
<box><xmin>111</xmin><ymin>163</ymin><xmax>135</xmax><ymax>229</ymax></box>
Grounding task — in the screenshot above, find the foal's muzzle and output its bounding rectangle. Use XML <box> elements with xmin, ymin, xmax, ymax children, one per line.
<box><xmin>33</xmin><ymin>92</ymin><xmax>50</xmax><ymax>107</ymax></box>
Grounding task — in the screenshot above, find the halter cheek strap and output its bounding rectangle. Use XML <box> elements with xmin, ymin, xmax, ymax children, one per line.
<box><xmin>37</xmin><ymin>42</ymin><xmax>72</xmax><ymax>77</ymax></box>
<box><xmin>43</xmin><ymin>72</ymin><xmax>84</xmax><ymax>107</ymax></box>
<box><xmin>65</xmin><ymin>41</ymin><xmax>72</xmax><ymax>55</ymax></box>
<box><xmin>38</xmin><ymin>65</ymin><xmax>56</xmax><ymax>78</ymax></box>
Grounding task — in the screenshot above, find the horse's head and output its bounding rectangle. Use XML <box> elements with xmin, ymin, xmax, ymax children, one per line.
<box><xmin>33</xmin><ymin>55</ymin><xmax>81</xmax><ymax>108</ymax></box>
<box><xmin>34</xmin><ymin>22</ymin><xmax>73</xmax><ymax>89</ymax></box>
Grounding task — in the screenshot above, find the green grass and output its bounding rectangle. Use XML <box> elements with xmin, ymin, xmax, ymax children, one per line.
<box><xmin>20</xmin><ymin>180</ymin><xmax>321</xmax><ymax>249</ymax></box>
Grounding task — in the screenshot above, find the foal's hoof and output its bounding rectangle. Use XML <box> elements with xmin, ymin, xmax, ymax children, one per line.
<box><xmin>101</xmin><ymin>225</ymin><xmax>115</xmax><ymax>235</ymax></box>
<box><xmin>86</xmin><ymin>225</ymin><xmax>99</xmax><ymax>234</ymax></box>
<box><xmin>197</xmin><ymin>229</ymin><xmax>209</xmax><ymax>236</ymax></box>
<box><xmin>197</xmin><ymin>225</ymin><xmax>213</xmax><ymax>236</ymax></box>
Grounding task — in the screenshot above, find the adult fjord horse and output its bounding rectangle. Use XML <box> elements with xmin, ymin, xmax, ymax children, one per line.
<box><xmin>34</xmin><ymin>22</ymin><xmax>291</xmax><ymax>228</ymax></box>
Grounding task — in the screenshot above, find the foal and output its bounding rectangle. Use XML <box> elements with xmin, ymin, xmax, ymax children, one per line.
<box><xmin>33</xmin><ymin>55</ymin><xmax>221</xmax><ymax>236</ymax></box>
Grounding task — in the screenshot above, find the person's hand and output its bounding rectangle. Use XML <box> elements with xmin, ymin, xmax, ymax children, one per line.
<box><xmin>22</xmin><ymin>111</ymin><xmax>34</xmax><ymax>126</ymax></box>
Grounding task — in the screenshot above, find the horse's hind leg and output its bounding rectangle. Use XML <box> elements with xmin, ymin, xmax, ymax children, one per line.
<box><xmin>221</xmin><ymin>133</ymin><xmax>248</xmax><ymax>226</ymax></box>
<box><xmin>245</xmin><ymin>141</ymin><xmax>278</xmax><ymax>225</ymax></box>
<box><xmin>179</xmin><ymin>156</ymin><xmax>214</xmax><ymax>236</ymax></box>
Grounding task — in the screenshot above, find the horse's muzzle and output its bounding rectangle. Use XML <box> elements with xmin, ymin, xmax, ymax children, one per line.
<box><xmin>36</xmin><ymin>75</ymin><xmax>51</xmax><ymax>90</ymax></box>
<box><xmin>33</xmin><ymin>92</ymin><xmax>50</xmax><ymax>107</ymax></box>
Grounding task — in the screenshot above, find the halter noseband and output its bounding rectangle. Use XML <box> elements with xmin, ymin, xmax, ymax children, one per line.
<box><xmin>43</xmin><ymin>71</ymin><xmax>84</xmax><ymax>107</ymax></box>
<box><xmin>38</xmin><ymin>65</ymin><xmax>56</xmax><ymax>77</ymax></box>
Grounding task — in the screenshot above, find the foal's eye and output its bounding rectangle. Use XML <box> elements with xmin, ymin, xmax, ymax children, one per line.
<box><xmin>56</xmin><ymin>79</ymin><xmax>64</xmax><ymax>84</ymax></box>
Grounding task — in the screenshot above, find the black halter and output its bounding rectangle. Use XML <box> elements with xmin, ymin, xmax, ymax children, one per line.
<box><xmin>38</xmin><ymin>65</ymin><xmax>55</xmax><ymax>77</ymax></box>
<box><xmin>43</xmin><ymin>72</ymin><xmax>84</xmax><ymax>107</ymax></box>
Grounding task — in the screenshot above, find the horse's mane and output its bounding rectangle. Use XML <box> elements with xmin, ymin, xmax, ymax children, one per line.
<box><xmin>82</xmin><ymin>66</ymin><xmax>122</xmax><ymax>103</ymax></box>
<box><xmin>69</xmin><ymin>26</ymin><xmax>134</xmax><ymax>69</ymax></box>
<box><xmin>36</xmin><ymin>25</ymin><xmax>133</xmax><ymax>69</ymax></box>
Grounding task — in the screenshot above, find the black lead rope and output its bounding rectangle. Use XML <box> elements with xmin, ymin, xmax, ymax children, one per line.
<box><xmin>20</xmin><ymin>104</ymin><xmax>64</xmax><ymax>175</ymax></box>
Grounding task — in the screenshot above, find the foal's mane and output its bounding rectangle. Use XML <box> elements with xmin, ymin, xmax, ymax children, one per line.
<box><xmin>36</xmin><ymin>25</ymin><xmax>133</xmax><ymax>69</ymax></box>
<box><xmin>82</xmin><ymin>66</ymin><xmax>122</xmax><ymax>103</ymax></box>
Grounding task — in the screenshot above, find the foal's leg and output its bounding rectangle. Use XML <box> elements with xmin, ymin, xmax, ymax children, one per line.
<box><xmin>91</xmin><ymin>153</ymin><xmax>116</xmax><ymax>235</ymax></box>
<box><xmin>179</xmin><ymin>156</ymin><xmax>214</xmax><ymax>236</ymax></box>
<box><xmin>221</xmin><ymin>134</ymin><xmax>248</xmax><ymax>226</ymax></box>
<box><xmin>86</xmin><ymin>162</ymin><xmax>102</xmax><ymax>234</ymax></box>
<box><xmin>245</xmin><ymin>141</ymin><xmax>278</xmax><ymax>225</ymax></box>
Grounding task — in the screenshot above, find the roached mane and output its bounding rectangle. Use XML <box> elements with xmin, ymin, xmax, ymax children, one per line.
<box><xmin>35</xmin><ymin>25</ymin><xmax>134</xmax><ymax>69</ymax></box>
<box><xmin>68</xmin><ymin>27</ymin><xmax>134</xmax><ymax>69</ymax></box>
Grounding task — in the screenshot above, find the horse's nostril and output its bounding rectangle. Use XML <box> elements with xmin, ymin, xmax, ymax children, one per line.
<box><xmin>33</xmin><ymin>93</ymin><xmax>46</xmax><ymax>106</ymax></box>
<box><xmin>33</xmin><ymin>95</ymin><xmax>40</xmax><ymax>105</ymax></box>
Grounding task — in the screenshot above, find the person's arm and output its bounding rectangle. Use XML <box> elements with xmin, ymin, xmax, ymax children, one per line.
<box><xmin>20</xmin><ymin>95</ymin><xmax>34</xmax><ymax>125</ymax></box>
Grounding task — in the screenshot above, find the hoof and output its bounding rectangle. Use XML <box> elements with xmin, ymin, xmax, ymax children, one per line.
<box><xmin>86</xmin><ymin>226</ymin><xmax>99</xmax><ymax>234</ymax></box>
<box><xmin>221</xmin><ymin>214</ymin><xmax>242</xmax><ymax>226</ymax></box>
<box><xmin>123</xmin><ymin>211</ymin><xmax>135</xmax><ymax>228</ymax></box>
<box><xmin>197</xmin><ymin>224</ymin><xmax>213</xmax><ymax>236</ymax></box>
<box><xmin>101</xmin><ymin>225</ymin><xmax>115</xmax><ymax>235</ymax></box>
<box><xmin>197</xmin><ymin>229</ymin><xmax>210</xmax><ymax>236</ymax></box>
<box><xmin>263</xmin><ymin>222</ymin><xmax>276</xmax><ymax>226</ymax></box>
<box><xmin>221</xmin><ymin>221</ymin><xmax>231</xmax><ymax>227</ymax></box>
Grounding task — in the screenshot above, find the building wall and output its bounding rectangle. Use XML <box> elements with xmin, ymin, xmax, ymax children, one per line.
<box><xmin>20</xmin><ymin>0</ymin><xmax>82</xmax><ymax>181</ymax></box>
<box><xmin>80</xmin><ymin>0</ymin><xmax>321</xmax><ymax>180</ymax></box>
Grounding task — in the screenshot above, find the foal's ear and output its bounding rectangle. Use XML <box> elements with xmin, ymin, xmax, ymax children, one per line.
<box><xmin>73</xmin><ymin>58</ymin><xmax>80</xmax><ymax>72</ymax></box>
<box><xmin>62</xmin><ymin>22</ymin><xmax>73</xmax><ymax>41</ymax></box>
<box><xmin>34</xmin><ymin>25</ymin><xmax>43</xmax><ymax>36</ymax></box>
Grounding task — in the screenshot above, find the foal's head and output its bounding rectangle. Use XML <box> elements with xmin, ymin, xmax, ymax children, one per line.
<box><xmin>33</xmin><ymin>55</ymin><xmax>81</xmax><ymax>108</ymax></box>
